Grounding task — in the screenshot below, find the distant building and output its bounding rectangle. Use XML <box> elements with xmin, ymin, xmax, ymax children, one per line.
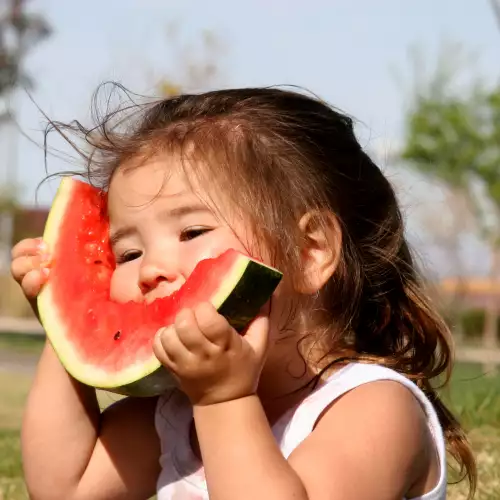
<box><xmin>0</xmin><ymin>207</ymin><xmax>49</xmax><ymax>274</ymax></box>
<box><xmin>12</xmin><ymin>206</ymin><xmax>49</xmax><ymax>243</ymax></box>
<box><xmin>438</xmin><ymin>276</ymin><xmax>500</xmax><ymax>311</ymax></box>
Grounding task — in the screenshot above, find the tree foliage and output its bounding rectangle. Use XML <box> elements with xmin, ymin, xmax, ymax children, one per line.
<box><xmin>401</xmin><ymin>49</ymin><xmax>500</xmax><ymax>348</ymax></box>
<box><xmin>157</xmin><ymin>24</ymin><xmax>225</xmax><ymax>97</ymax></box>
<box><xmin>402</xmin><ymin>76</ymin><xmax>500</xmax><ymax>245</ymax></box>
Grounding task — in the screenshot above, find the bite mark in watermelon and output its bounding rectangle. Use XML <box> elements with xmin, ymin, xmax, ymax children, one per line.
<box><xmin>37</xmin><ymin>178</ymin><xmax>282</xmax><ymax>397</ymax></box>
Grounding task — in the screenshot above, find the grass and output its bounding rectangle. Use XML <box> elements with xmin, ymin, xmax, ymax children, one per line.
<box><xmin>0</xmin><ymin>338</ymin><xmax>499</xmax><ymax>499</ymax></box>
<box><xmin>0</xmin><ymin>364</ymin><xmax>124</xmax><ymax>500</ymax></box>
<box><xmin>447</xmin><ymin>426</ymin><xmax>500</xmax><ymax>500</ymax></box>
<box><xmin>444</xmin><ymin>363</ymin><xmax>500</xmax><ymax>430</ymax></box>
<box><xmin>0</xmin><ymin>370</ymin><xmax>30</xmax><ymax>500</ymax></box>
<box><xmin>0</xmin><ymin>371</ymin><xmax>32</xmax><ymax>431</ymax></box>
<box><xmin>443</xmin><ymin>364</ymin><xmax>500</xmax><ymax>499</ymax></box>
<box><xmin>0</xmin><ymin>333</ymin><xmax>44</xmax><ymax>356</ymax></box>
<box><xmin>0</xmin><ymin>429</ymin><xmax>25</xmax><ymax>500</ymax></box>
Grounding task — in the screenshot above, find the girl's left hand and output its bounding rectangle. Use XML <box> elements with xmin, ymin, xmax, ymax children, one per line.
<box><xmin>152</xmin><ymin>302</ymin><xmax>270</xmax><ymax>406</ymax></box>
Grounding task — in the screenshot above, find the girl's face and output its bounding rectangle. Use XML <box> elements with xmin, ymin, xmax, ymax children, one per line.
<box><xmin>108</xmin><ymin>154</ymin><xmax>323</xmax><ymax>403</ymax></box>
<box><xmin>107</xmin><ymin>155</ymin><xmax>261</xmax><ymax>304</ymax></box>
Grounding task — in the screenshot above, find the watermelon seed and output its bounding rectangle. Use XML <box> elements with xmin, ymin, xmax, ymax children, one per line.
<box><xmin>94</xmin><ymin>260</ymin><xmax>102</xmax><ymax>265</ymax></box>
<box><xmin>114</xmin><ymin>331</ymin><xmax>121</xmax><ymax>340</ymax></box>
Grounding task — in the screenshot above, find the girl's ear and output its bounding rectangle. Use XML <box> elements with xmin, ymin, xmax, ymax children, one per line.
<box><xmin>296</xmin><ymin>210</ymin><xmax>342</xmax><ymax>294</ymax></box>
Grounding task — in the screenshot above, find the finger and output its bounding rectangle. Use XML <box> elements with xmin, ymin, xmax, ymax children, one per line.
<box><xmin>152</xmin><ymin>329</ymin><xmax>176</xmax><ymax>369</ymax></box>
<box><xmin>242</xmin><ymin>308</ymin><xmax>270</xmax><ymax>361</ymax></box>
<box><xmin>11</xmin><ymin>255</ymin><xmax>43</xmax><ymax>283</ymax></box>
<box><xmin>21</xmin><ymin>269</ymin><xmax>49</xmax><ymax>298</ymax></box>
<box><xmin>194</xmin><ymin>302</ymin><xmax>233</xmax><ymax>349</ymax></box>
<box><xmin>11</xmin><ymin>238</ymin><xmax>45</xmax><ymax>259</ymax></box>
<box><xmin>174</xmin><ymin>308</ymin><xmax>214</xmax><ymax>353</ymax></box>
<box><xmin>154</xmin><ymin>325</ymin><xmax>191</xmax><ymax>366</ymax></box>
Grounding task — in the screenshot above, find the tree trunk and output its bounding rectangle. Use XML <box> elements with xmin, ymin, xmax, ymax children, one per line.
<box><xmin>483</xmin><ymin>300</ymin><xmax>498</xmax><ymax>348</ymax></box>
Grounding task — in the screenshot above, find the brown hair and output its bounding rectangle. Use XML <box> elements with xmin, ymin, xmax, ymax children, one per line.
<box><xmin>45</xmin><ymin>83</ymin><xmax>476</xmax><ymax>495</ymax></box>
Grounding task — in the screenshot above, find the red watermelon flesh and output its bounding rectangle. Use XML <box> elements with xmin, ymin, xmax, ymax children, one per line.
<box><xmin>37</xmin><ymin>178</ymin><xmax>282</xmax><ymax>396</ymax></box>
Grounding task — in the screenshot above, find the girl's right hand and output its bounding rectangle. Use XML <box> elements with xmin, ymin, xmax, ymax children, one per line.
<box><xmin>11</xmin><ymin>237</ymin><xmax>50</xmax><ymax>305</ymax></box>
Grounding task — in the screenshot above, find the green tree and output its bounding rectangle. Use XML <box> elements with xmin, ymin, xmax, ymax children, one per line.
<box><xmin>157</xmin><ymin>24</ymin><xmax>225</xmax><ymax>97</ymax></box>
<box><xmin>0</xmin><ymin>0</ymin><xmax>50</xmax><ymax>256</ymax></box>
<box><xmin>401</xmin><ymin>58</ymin><xmax>500</xmax><ymax>349</ymax></box>
<box><xmin>0</xmin><ymin>0</ymin><xmax>51</xmax><ymax>96</ymax></box>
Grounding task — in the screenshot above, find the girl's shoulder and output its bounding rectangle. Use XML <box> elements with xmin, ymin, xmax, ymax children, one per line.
<box><xmin>281</xmin><ymin>362</ymin><xmax>445</xmax><ymax>433</ymax></box>
<box><xmin>276</xmin><ymin>362</ymin><xmax>447</xmax><ymax>500</ymax></box>
<box><xmin>278</xmin><ymin>362</ymin><xmax>446</xmax><ymax>456</ymax></box>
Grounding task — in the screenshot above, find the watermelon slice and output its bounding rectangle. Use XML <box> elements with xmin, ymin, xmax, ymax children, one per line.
<box><xmin>37</xmin><ymin>178</ymin><xmax>282</xmax><ymax>397</ymax></box>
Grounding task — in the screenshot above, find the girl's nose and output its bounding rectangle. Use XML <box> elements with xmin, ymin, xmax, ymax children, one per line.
<box><xmin>138</xmin><ymin>263</ymin><xmax>178</xmax><ymax>294</ymax></box>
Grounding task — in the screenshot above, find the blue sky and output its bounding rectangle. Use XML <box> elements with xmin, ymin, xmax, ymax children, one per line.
<box><xmin>6</xmin><ymin>0</ymin><xmax>500</xmax><ymax>275</ymax></box>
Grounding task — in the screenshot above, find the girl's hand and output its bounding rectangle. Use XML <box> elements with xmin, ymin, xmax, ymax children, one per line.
<box><xmin>11</xmin><ymin>238</ymin><xmax>50</xmax><ymax>316</ymax></box>
<box><xmin>153</xmin><ymin>302</ymin><xmax>270</xmax><ymax>406</ymax></box>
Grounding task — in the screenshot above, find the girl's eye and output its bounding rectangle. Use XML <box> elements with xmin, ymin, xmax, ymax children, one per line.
<box><xmin>180</xmin><ymin>227</ymin><xmax>212</xmax><ymax>242</ymax></box>
<box><xmin>116</xmin><ymin>250</ymin><xmax>142</xmax><ymax>264</ymax></box>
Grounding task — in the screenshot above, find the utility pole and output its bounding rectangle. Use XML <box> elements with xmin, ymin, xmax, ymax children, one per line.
<box><xmin>0</xmin><ymin>0</ymin><xmax>50</xmax><ymax>185</ymax></box>
<box><xmin>490</xmin><ymin>0</ymin><xmax>500</xmax><ymax>32</ymax></box>
<box><xmin>0</xmin><ymin>0</ymin><xmax>50</xmax><ymax>269</ymax></box>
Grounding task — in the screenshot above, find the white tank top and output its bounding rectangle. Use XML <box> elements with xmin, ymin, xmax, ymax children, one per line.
<box><xmin>155</xmin><ymin>363</ymin><xmax>447</xmax><ymax>499</ymax></box>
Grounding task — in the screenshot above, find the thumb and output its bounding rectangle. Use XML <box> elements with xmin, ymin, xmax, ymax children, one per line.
<box><xmin>242</xmin><ymin>303</ymin><xmax>271</xmax><ymax>361</ymax></box>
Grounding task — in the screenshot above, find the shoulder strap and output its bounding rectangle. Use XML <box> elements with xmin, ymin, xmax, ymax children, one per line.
<box><xmin>279</xmin><ymin>363</ymin><xmax>447</xmax><ymax>494</ymax></box>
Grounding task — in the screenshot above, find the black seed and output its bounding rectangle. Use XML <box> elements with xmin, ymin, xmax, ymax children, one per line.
<box><xmin>94</xmin><ymin>260</ymin><xmax>102</xmax><ymax>265</ymax></box>
<box><xmin>114</xmin><ymin>331</ymin><xmax>121</xmax><ymax>340</ymax></box>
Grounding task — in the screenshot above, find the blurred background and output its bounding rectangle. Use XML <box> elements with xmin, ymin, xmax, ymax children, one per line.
<box><xmin>0</xmin><ymin>1</ymin><xmax>499</xmax><ymax>498</ymax></box>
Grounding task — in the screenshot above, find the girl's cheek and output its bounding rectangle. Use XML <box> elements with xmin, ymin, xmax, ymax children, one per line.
<box><xmin>110</xmin><ymin>267</ymin><xmax>141</xmax><ymax>303</ymax></box>
<box><xmin>109</xmin><ymin>272</ymin><xmax>123</xmax><ymax>302</ymax></box>
<box><xmin>183</xmin><ymin>232</ymin><xmax>251</xmax><ymax>269</ymax></box>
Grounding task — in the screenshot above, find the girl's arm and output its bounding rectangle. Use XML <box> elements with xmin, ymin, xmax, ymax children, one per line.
<box><xmin>153</xmin><ymin>303</ymin><xmax>436</xmax><ymax>500</ymax></box>
<box><xmin>194</xmin><ymin>380</ymin><xmax>436</xmax><ymax>500</ymax></box>
<box><xmin>12</xmin><ymin>239</ymin><xmax>161</xmax><ymax>500</ymax></box>
<box><xmin>22</xmin><ymin>341</ymin><xmax>161</xmax><ymax>500</ymax></box>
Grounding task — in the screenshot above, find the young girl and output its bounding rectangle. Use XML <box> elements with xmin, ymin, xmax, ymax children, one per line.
<box><xmin>11</xmin><ymin>86</ymin><xmax>476</xmax><ymax>500</ymax></box>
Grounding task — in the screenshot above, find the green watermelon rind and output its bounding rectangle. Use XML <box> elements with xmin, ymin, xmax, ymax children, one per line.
<box><xmin>38</xmin><ymin>178</ymin><xmax>283</xmax><ymax>397</ymax></box>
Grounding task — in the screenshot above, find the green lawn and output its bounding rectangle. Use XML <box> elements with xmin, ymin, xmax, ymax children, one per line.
<box><xmin>0</xmin><ymin>338</ymin><xmax>499</xmax><ymax>499</ymax></box>
<box><xmin>0</xmin><ymin>332</ymin><xmax>45</xmax><ymax>355</ymax></box>
<box><xmin>442</xmin><ymin>364</ymin><xmax>500</xmax><ymax>500</ymax></box>
<box><xmin>443</xmin><ymin>363</ymin><xmax>500</xmax><ymax>430</ymax></box>
<box><xmin>0</xmin><ymin>370</ymin><xmax>31</xmax><ymax>500</ymax></box>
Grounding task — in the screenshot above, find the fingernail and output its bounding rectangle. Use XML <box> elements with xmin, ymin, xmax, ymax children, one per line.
<box><xmin>42</xmin><ymin>268</ymin><xmax>50</xmax><ymax>277</ymax></box>
<box><xmin>37</xmin><ymin>240</ymin><xmax>47</xmax><ymax>252</ymax></box>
